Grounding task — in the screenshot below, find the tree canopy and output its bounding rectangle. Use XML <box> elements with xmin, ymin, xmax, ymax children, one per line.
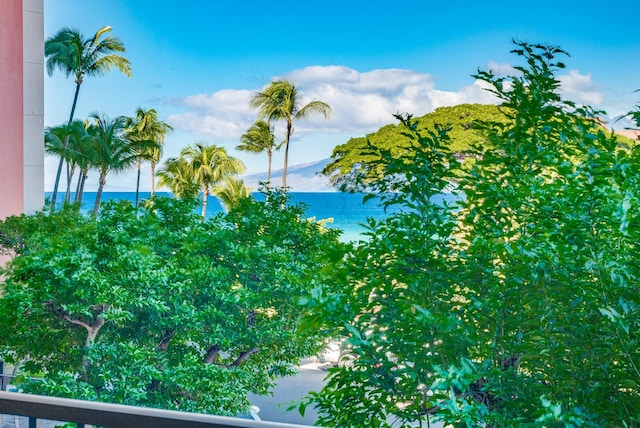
<box><xmin>323</xmin><ymin>102</ymin><xmax>634</xmax><ymax>192</ymax></box>
<box><xmin>322</xmin><ymin>103</ymin><xmax>508</xmax><ymax>191</ymax></box>
<box><xmin>0</xmin><ymin>191</ymin><xmax>344</xmax><ymax>417</ymax></box>
<box><xmin>303</xmin><ymin>41</ymin><xmax>640</xmax><ymax>427</ymax></box>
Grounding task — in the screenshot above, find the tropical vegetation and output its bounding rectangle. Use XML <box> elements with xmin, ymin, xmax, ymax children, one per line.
<box><xmin>85</xmin><ymin>112</ymin><xmax>145</xmax><ymax>215</ymax></box>
<box><xmin>213</xmin><ymin>176</ymin><xmax>252</xmax><ymax>212</ymax></box>
<box><xmin>156</xmin><ymin>157</ymin><xmax>199</xmax><ymax>199</ymax></box>
<box><xmin>158</xmin><ymin>143</ymin><xmax>246</xmax><ymax>218</ymax></box>
<box><xmin>323</xmin><ymin>103</ymin><xmax>635</xmax><ymax>193</ymax></box>
<box><xmin>0</xmin><ymin>191</ymin><xmax>344</xmax><ymax>417</ymax></box>
<box><xmin>322</xmin><ymin>103</ymin><xmax>507</xmax><ymax>191</ymax></box>
<box><xmin>44</xmin><ymin>108</ymin><xmax>172</xmax><ymax>213</ymax></box>
<box><xmin>44</xmin><ymin>120</ymin><xmax>91</xmax><ymax>203</ymax></box>
<box><xmin>301</xmin><ymin>41</ymin><xmax>640</xmax><ymax>427</ymax></box>
<box><xmin>45</xmin><ymin>25</ymin><xmax>132</xmax><ymax>210</ymax></box>
<box><xmin>237</xmin><ymin>120</ymin><xmax>281</xmax><ymax>187</ymax></box>
<box><xmin>250</xmin><ymin>79</ymin><xmax>331</xmax><ymax>191</ymax></box>
<box><xmin>125</xmin><ymin>108</ymin><xmax>173</xmax><ymax>207</ymax></box>
<box><xmin>22</xmin><ymin>22</ymin><xmax>640</xmax><ymax>426</ymax></box>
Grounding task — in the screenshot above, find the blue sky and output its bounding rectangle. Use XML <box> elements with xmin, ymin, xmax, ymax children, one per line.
<box><xmin>44</xmin><ymin>0</ymin><xmax>640</xmax><ymax>191</ymax></box>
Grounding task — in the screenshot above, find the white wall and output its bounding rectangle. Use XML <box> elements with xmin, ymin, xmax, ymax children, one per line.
<box><xmin>23</xmin><ymin>0</ymin><xmax>44</xmax><ymax>214</ymax></box>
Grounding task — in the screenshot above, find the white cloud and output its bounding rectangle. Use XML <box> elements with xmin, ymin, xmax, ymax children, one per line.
<box><xmin>167</xmin><ymin>111</ymin><xmax>248</xmax><ymax>141</ymax></box>
<box><xmin>484</xmin><ymin>61</ymin><xmax>517</xmax><ymax>76</ymax></box>
<box><xmin>166</xmin><ymin>89</ymin><xmax>255</xmax><ymax>140</ymax></box>
<box><xmin>164</xmin><ymin>65</ymin><xmax>505</xmax><ymax>146</ymax></box>
<box><xmin>428</xmin><ymin>80</ymin><xmax>501</xmax><ymax>108</ymax></box>
<box><xmin>180</xmin><ymin>89</ymin><xmax>254</xmax><ymax>115</ymax></box>
<box><xmin>558</xmin><ymin>70</ymin><xmax>604</xmax><ymax>105</ymax></box>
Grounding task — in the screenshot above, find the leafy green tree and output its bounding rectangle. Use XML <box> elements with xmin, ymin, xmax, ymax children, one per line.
<box><xmin>237</xmin><ymin>120</ymin><xmax>282</xmax><ymax>187</ymax></box>
<box><xmin>86</xmin><ymin>112</ymin><xmax>139</xmax><ymax>215</ymax></box>
<box><xmin>250</xmin><ymin>79</ymin><xmax>331</xmax><ymax>191</ymax></box>
<box><xmin>456</xmin><ymin>42</ymin><xmax>640</xmax><ymax>426</ymax></box>
<box><xmin>623</xmin><ymin>103</ymin><xmax>640</xmax><ymax>141</ymax></box>
<box><xmin>0</xmin><ymin>191</ymin><xmax>344</xmax><ymax>417</ymax></box>
<box><xmin>125</xmin><ymin>108</ymin><xmax>173</xmax><ymax>207</ymax></box>
<box><xmin>179</xmin><ymin>143</ymin><xmax>245</xmax><ymax>218</ymax></box>
<box><xmin>302</xmin><ymin>42</ymin><xmax>640</xmax><ymax>427</ymax></box>
<box><xmin>45</xmin><ymin>25</ymin><xmax>132</xmax><ymax>210</ymax></box>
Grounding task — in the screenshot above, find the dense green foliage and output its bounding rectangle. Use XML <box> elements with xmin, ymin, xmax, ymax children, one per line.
<box><xmin>303</xmin><ymin>42</ymin><xmax>640</xmax><ymax>426</ymax></box>
<box><xmin>323</xmin><ymin>103</ymin><xmax>634</xmax><ymax>193</ymax></box>
<box><xmin>0</xmin><ymin>192</ymin><xmax>344</xmax><ymax>416</ymax></box>
<box><xmin>322</xmin><ymin>103</ymin><xmax>509</xmax><ymax>191</ymax></box>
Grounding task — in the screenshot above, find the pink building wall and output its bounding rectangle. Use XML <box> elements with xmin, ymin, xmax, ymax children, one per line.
<box><xmin>0</xmin><ymin>1</ymin><xmax>24</xmax><ymax>219</ymax></box>
<box><xmin>0</xmin><ymin>0</ymin><xmax>44</xmax><ymax>220</ymax></box>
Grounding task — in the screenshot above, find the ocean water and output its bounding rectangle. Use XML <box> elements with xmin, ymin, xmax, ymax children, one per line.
<box><xmin>45</xmin><ymin>191</ymin><xmax>401</xmax><ymax>242</ymax></box>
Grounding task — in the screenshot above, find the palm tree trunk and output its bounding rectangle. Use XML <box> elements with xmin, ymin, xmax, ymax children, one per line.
<box><xmin>93</xmin><ymin>172</ymin><xmax>107</xmax><ymax>215</ymax></box>
<box><xmin>65</xmin><ymin>165</ymin><xmax>76</xmax><ymax>203</ymax></box>
<box><xmin>282</xmin><ymin>121</ymin><xmax>292</xmax><ymax>193</ymax></box>
<box><xmin>51</xmin><ymin>82</ymin><xmax>82</xmax><ymax>211</ymax></box>
<box><xmin>74</xmin><ymin>169</ymin><xmax>83</xmax><ymax>201</ymax></box>
<box><xmin>68</xmin><ymin>82</ymin><xmax>81</xmax><ymax>125</ymax></box>
<box><xmin>135</xmin><ymin>158</ymin><xmax>141</xmax><ymax>208</ymax></box>
<box><xmin>150</xmin><ymin>160</ymin><xmax>156</xmax><ymax>198</ymax></box>
<box><xmin>50</xmin><ymin>153</ymin><xmax>66</xmax><ymax>210</ymax></box>
<box><xmin>267</xmin><ymin>153</ymin><xmax>272</xmax><ymax>187</ymax></box>
<box><xmin>77</xmin><ymin>169</ymin><xmax>88</xmax><ymax>203</ymax></box>
<box><xmin>64</xmin><ymin>157</ymin><xmax>71</xmax><ymax>203</ymax></box>
<box><xmin>201</xmin><ymin>187</ymin><xmax>208</xmax><ymax>219</ymax></box>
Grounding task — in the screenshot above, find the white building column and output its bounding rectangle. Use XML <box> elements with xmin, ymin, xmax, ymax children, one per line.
<box><xmin>23</xmin><ymin>0</ymin><xmax>45</xmax><ymax>215</ymax></box>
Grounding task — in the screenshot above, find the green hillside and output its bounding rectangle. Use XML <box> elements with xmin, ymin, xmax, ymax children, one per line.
<box><xmin>322</xmin><ymin>103</ymin><xmax>508</xmax><ymax>189</ymax></box>
<box><xmin>322</xmin><ymin>103</ymin><xmax>635</xmax><ymax>191</ymax></box>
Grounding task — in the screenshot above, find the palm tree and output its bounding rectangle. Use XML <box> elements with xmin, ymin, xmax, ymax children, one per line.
<box><xmin>86</xmin><ymin>112</ymin><xmax>138</xmax><ymax>215</ymax></box>
<box><xmin>45</xmin><ymin>25</ymin><xmax>132</xmax><ymax>210</ymax></box>
<box><xmin>180</xmin><ymin>143</ymin><xmax>245</xmax><ymax>219</ymax></box>
<box><xmin>250</xmin><ymin>79</ymin><xmax>331</xmax><ymax>191</ymax></box>
<box><xmin>237</xmin><ymin>120</ymin><xmax>282</xmax><ymax>187</ymax></box>
<box><xmin>156</xmin><ymin>157</ymin><xmax>199</xmax><ymax>199</ymax></box>
<box><xmin>125</xmin><ymin>108</ymin><xmax>172</xmax><ymax>207</ymax></box>
<box><xmin>73</xmin><ymin>129</ymin><xmax>100</xmax><ymax>204</ymax></box>
<box><xmin>213</xmin><ymin>176</ymin><xmax>253</xmax><ymax>212</ymax></box>
<box><xmin>45</xmin><ymin>121</ymin><xmax>86</xmax><ymax>201</ymax></box>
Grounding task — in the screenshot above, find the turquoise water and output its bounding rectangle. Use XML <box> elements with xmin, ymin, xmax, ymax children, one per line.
<box><xmin>45</xmin><ymin>191</ymin><xmax>398</xmax><ymax>242</ymax></box>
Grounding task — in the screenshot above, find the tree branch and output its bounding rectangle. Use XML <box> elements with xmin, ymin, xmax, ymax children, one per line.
<box><xmin>203</xmin><ymin>344</ymin><xmax>222</xmax><ymax>364</ymax></box>
<box><xmin>45</xmin><ymin>301</ymin><xmax>106</xmax><ymax>348</ymax></box>
<box><xmin>228</xmin><ymin>347</ymin><xmax>259</xmax><ymax>367</ymax></box>
<box><xmin>156</xmin><ymin>329</ymin><xmax>175</xmax><ymax>351</ymax></box>
<box><xmin>60</xmin><ymin>313</ymin><xmax>91</xmax><ymax>330</ymax></box>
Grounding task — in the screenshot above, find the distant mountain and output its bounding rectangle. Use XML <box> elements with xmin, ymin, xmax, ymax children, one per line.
<box><xmin>243</xmin><ymin>158</ymin><xmax>335</xmax><ymax>192</ymax></box>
